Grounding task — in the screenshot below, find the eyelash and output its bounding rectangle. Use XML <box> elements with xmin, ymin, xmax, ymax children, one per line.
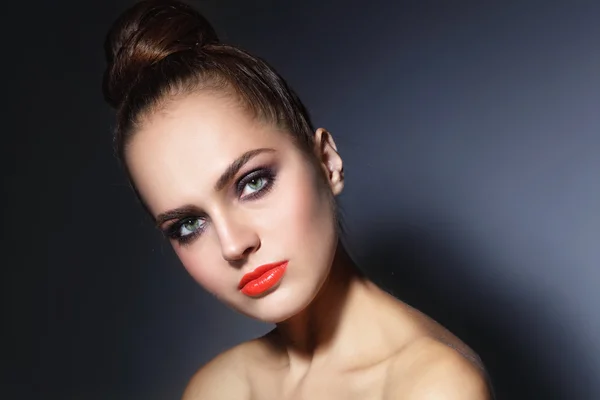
<box><xmin>164</xmin><ymin>167</ymin><xmax>277</xmax><ymax>246</ymax></box>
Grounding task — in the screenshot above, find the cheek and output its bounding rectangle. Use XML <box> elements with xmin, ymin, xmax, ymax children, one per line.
<box><xmin>173</xmin><ymin>243</ymin><xmax>232</xmax><ymax>295</ymax></box>
<box><xmin>273</xmin><ymin>166</ymin><xmax>336</xmax><ymax>249</ymax></box>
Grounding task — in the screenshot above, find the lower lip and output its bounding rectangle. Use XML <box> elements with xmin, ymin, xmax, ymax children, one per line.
<box><xmin>240</xmin><ymin>263</ymin><xmax>287</xmax><ymax>297</ymax></box>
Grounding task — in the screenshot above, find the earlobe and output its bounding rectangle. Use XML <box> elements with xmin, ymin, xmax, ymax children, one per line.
<box><xmin>314</xmin><ymin>128</ymin><xmax>344</xmax><ymax>195</ymax></box>
<box><xmin>330</xmin><ymin>168</ymin><xmax>344</xmax><ymax>195</ymax></box>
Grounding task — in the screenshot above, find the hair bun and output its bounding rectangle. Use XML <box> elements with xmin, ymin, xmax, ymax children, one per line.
<box><xmin>103</xmin><ymin>0</ymin><xmax>219</xmax><ymax>108</ymax></box>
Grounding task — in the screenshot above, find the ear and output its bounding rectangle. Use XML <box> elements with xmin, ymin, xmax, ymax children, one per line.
<box><xmin>314</xmin><ymin>128</ymin><xmax>344</xmax><ymax>196</ymax></box>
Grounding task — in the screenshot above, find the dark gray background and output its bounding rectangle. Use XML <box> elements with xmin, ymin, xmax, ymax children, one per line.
<box><xmin>4</xmin><ymin>1</ymin><xmax>599</xmax><ymax>399</ymax></box>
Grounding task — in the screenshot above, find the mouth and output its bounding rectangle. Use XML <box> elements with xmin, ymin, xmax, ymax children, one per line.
<box><xmin>238</xmin><ymin>261</ymin><xmax>288</xmax><ymax>297</ymax></box>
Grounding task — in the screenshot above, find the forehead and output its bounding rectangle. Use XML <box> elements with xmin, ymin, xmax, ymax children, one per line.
<box><xmin>126</xmin><ymin>92</ymin><xmax>293</xmax><ymax>214</ymax></box>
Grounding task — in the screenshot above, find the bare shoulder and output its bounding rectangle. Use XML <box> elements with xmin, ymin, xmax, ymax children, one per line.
<box><xmin>181</xmin><ymin>340</ymin><xmax>256</xmax><ymax>400</ymax></box>
<box><xmin>182</xmin><ymin>330</ymin><xmax>285</xmax><ymax>399</ymax></box>
<box><xmin>385</xmin><ymin>337</ymin><xmax>492</xmax><ymax>400</ymax></box>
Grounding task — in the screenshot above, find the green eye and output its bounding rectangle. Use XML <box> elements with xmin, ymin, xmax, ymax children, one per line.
<box><xmin>248</xmin><ymin>178</ymin><xmax>265</xmax><ymax>190</ymax></box>
<box><xmin>242</xmin><ymin>177</ymin><xmax>267</xmax><ymax>196</ymax></box>
<box><xmin>180</xmin><ymin>218</ymin><xmax>205</xmax><ymax>236</ymax></box>
<box><xmin>237</xmin><ymin>168</ymin><xmax>275</xmax><ymax>200</ymax></box>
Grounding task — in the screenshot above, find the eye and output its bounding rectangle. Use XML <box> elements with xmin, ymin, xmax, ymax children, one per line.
<box><xmin>237</xmin><ymin>168</ymin><xmax>276</xmax><ymax>200</ymax></box>
<box><xmin>241</xmin><ymin>176</ymin><xmax>268</xmax><ymax>197</ymax></box>
<box><xmin>162</xmin><ymin>216</ymin><xmax>207</xmax><ymax>246</ymax></box>
<box><xmin>179</xmin><ymin>218</ymin><xmax>205</xmax><ymax>237</ymax></box>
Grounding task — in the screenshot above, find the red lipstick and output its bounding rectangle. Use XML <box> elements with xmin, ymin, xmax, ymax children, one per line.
<box><xmin>238</xmin><ymin>261</ymin><xmax>288</xmax><ymax>297</ymax></box>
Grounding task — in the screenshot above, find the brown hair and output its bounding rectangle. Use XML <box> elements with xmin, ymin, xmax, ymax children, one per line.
<box><xmin>102</xmin><ymin>0</ymin><xmax>316</xmax><ymax>165</ymax></box>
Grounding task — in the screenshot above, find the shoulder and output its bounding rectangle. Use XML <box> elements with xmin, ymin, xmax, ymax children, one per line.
<box><xmin>385</xmin><ymin>337</ymin><xmax>492</xmax><ymax>400</ymax></box>
<box><xmin>181</xmin><ymin>331</ymin><xmax>283</xmax><ymax>400</ymax></box>
<box><xmin>181</xmin><ymin>341</ymin><xmax>253</xmax><ymax>400</ymax></box>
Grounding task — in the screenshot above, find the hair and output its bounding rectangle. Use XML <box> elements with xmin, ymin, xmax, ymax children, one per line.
<box><xmin>102</xmin><ymin>0</ymin><xmax>357</xmax><ymax>280</ymax></box>
<box><xmin>102</xmin><ymin>0</ymin><xmax>348</xmax><ymax>231</ymax></box>
<box><xmin>102</xmin><ymin>0</ymin><xmax>317</xmax><ymax>167</ymax></box>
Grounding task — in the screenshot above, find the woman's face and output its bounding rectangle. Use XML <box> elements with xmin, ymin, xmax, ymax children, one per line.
<box><xmin>126</xmin><ymin>92</ymin><xmax>344</xmax><ymax>323</ymax></box>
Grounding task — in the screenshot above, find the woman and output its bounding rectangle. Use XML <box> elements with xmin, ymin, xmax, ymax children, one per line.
<box><xmin>103</xmin><ymin>0</ymin><xmax>494</xmax><ymax>398</ymax></box>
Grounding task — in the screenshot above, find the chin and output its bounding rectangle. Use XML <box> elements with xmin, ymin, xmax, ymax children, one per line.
<box><xmin>235</xmin><ymin>282</ymin><xmax>321</xmax><ymax>324</ymax></box>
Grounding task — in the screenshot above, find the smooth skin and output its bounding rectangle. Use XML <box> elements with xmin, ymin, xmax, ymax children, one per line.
<box><xmin>126</xmin><ymin>90</ymin><xmax>492</xmax><ymax>400</ymax></box>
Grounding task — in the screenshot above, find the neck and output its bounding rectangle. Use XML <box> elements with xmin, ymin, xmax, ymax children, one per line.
<box><xmin>273</xmin><ymin>244</ymin><xmax>384</xmax><ymax>366</ymax></box>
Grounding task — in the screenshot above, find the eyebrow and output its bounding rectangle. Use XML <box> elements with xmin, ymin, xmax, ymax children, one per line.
<box><xmin>214</xmin><ymin>147</ymin><xmax>275</xmax><ymax>192</ymax></box>
<box><xmin>155</xmin><ymin>204</ymin><xmax>202</xmax><ymax>229</ymax></box>
<box><xmin>154</xmin><ymin>147</ymin><xmax>276</xmax><ymax>228</ymax></box>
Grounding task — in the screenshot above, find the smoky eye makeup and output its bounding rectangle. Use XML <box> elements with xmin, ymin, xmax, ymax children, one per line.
<box><xmin>160</xmin><ymin>164</ymin><xmax>279</xmax><ymax>246</ymax></box>
<box><xmin>235</xmin><ymin>166</ymin><xmax>277</xmax><ymax>200</ymax></box>
<box><xmin>162</xmin><ymin>216</ymin><xmax>207</xmax><ymax>245</ymax></box>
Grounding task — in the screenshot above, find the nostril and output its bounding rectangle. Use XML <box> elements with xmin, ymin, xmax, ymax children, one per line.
<box><xmin>222</xmin><ymin>240</ymin><xmax>260</xmax><ymax>263</ymax></box>
<box><xmin>216</xmin><ymin>217</ymin><xmax>261</xmax><ymax>262</ymax></box>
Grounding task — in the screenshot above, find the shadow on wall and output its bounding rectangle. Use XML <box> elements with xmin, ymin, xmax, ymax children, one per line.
<box><xmin>358</xmin><ymin>224</ymin><xmax>590</xmax><ymax>400</ymax></box>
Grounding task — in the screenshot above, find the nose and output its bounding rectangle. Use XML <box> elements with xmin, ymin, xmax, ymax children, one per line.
<box><xmin>213</xmin><ymin>213</ymin><xmax>260</xmax><ymax>263</ymax></box>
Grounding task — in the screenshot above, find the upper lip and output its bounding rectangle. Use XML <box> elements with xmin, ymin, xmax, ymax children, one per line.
<box><xmin>238</xmin><ymin>261</ymin><xmax>288</xmax><ymax>289</ymax></box>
